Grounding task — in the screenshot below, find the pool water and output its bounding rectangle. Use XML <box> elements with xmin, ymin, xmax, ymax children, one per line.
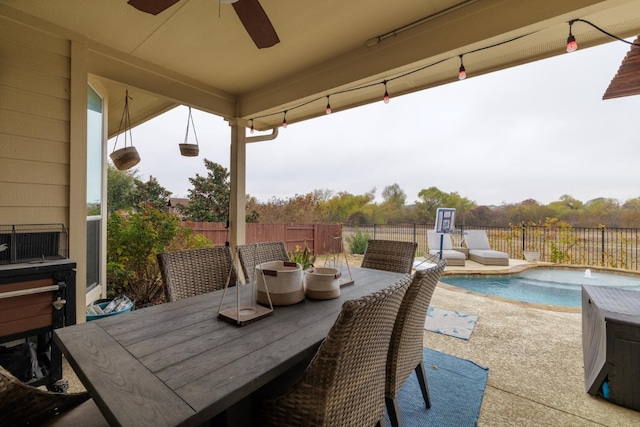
<box><xmin>440</xmin><ymin>268</ymin><xmax>640</xmax><ymax>307</ymax></box>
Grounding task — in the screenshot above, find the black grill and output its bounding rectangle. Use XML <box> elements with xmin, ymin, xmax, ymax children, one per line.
<box><xmin>0</xmin><ymin>224</ymin><xmax>75</xmax><ymax>390</ymax></box>
<box><xmin>0</xmin><ymin>224</ymin><xmax>68</xmax><ymax>265</ymax></box>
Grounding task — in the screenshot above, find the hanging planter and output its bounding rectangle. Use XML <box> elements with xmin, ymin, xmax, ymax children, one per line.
<box><xmin>110</xmin><ymin>146</ymin><xmax>140</xmax><ymax>171</ymax></box>
<box><xmin>110</xmin><ymin>89</ymin><xmax>140</xmax><ymax>170</ymax></box>
<box><xmin>179</xmin><ymin>106</ymin><xmax>199</xmax><ymax>157</ymax></box>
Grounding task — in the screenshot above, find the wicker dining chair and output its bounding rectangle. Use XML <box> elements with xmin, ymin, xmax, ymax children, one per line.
<box><xmin>237</xmin><ymin>241</ymin><xmax>289</xmax><ymax>284</ymax></box>
<box><xmin>157</xmin><ymin>246</ymin><xmax>237</xmax><ymax>302</ymax></box>
<box><xmin>255</xmin><ymin>274</ymin><xmax>412</xmax><ymax>427</ymax></box>
<box><xmin>0</xmin><ymin>365</ymin><xmax>108</xmax><ymax>426</ymax></box>
<box><xmin>361</xmin><ymin>239</ymin><xmax>418</xmax><ymax>274</ymax></box>
<box><xmin>385</xmin><ymin>260</ymin><xmax>446</xmax><ymax>427</ymax></box>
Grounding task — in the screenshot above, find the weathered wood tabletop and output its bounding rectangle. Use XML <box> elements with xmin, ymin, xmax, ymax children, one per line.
<box><xmin>54</xmin><ymin>267</ymin><xmax>407</xmax><ymax>426</ymax></box>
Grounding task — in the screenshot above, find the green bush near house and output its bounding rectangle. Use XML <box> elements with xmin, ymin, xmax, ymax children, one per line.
<box><xmin>107</xmin><ymin>206</ymin><xmax>211</xmax><ymax>307</ymax></box>
<box><xmin>345</xmin><ymin>228</ymin><xmax>371</xmax><ymax>254</ymax></box>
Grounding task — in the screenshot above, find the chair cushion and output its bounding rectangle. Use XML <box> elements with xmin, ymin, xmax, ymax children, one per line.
<box><xmin>468</xmin><ymin>249</ymin><xmax>508</xmax><ymax>259</ymax></box>
<box><xmin>464</xmin><ymin>230</ymin><xmax>491</xmax><ymax>250</ymax></box>
<box><xmin>428</xmin><ymin>249</ymin><xmax>465</xmax><ymax>260</ymax></box>
<box><xmin>427</xmin><ymin>231</ymin><xmax>453</xmax><ymax>250</ymax></box>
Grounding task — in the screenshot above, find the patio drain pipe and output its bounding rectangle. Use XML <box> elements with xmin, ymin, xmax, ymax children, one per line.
<box><xmin>246</xmin><ymin>127</ymin><xmax>279</xmax><ymax>143</ymax></box>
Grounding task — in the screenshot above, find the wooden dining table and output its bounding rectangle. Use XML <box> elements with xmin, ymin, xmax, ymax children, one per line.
<box><xmin>54</xmin><ymin>266</ymin><xmax>408</xmax><ymax>426</ymax></box>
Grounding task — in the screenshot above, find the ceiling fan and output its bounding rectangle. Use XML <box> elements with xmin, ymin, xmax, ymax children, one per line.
<box><xmin>127</xmin><ymin>0</ymin><xmax>280</xmax><ymax>49</ymax></box>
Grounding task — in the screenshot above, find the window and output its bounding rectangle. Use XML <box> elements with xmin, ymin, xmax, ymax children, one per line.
<box><xmin>86</xmin><ymin>85</ymin><xmax>103</xmax><ymax>290</ymax></box>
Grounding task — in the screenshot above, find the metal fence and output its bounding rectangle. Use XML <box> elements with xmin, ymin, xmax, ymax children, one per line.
<box><xmin>343</xmin><ymin>224</ymin><xmax>640</xmax><ymax>271</ymax></box>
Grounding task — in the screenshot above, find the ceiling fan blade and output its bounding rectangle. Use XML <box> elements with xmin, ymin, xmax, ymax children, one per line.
<box><xmin>128</xmin><ymin>0</ymin><xmax>179</xmax><ymax>15</ymax></box>
<box><xmin>232</xmin><ymin>0</ymin><xmax>280</xmax><ymax>49</ymax></box>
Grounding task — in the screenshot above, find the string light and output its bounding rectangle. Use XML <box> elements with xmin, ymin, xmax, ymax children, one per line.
<box><xmin>566</xmin><ymin>20</ymin><xmax>578</xmax><ymax>52</ymax></box>
<box><xmin>246</xmin><ymin>18</ymin><xmax>640</xmax><ymax>130</ymax></box>
<box><xmin>250</xmin><ymin>119</ymin><xmax>254</xmax><ymax>134</ymax></box>
<box><xmin>383</xmin><ymin>81</ymin><xmax>390</xmax><ymax>104</ymax></box>
<box><xmin>458</xmin><ymin>55</ymin><xmax>467</xmax><ymax>80</ymax></box>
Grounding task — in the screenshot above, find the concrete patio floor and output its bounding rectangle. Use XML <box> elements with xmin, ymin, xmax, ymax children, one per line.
<box><xmin>61</xmin><ymin>257</ymin><xmax>640</xmax><ymax>426</ymax></box>
<box><xmin>424</xmin><ymin>258</ymin><xmax>640</xmax><ymax>426</ymax></box>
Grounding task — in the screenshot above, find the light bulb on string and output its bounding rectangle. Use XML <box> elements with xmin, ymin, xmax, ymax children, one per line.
<box><xmin>458</xmin><ymin>55</ymin><xmax>467</xmax><ymax>80</ymax></box>
<box><xmin>250</xmin><ymin>119</ymin><xmax>254</xmax><ymax>134</ymax></box>
<box><xmin>282</xmin><ymin>111</ymin><xmax>288</xmax><ymax>128</ymax></box>
<box><xmin>566</xmin><ymin>20</ymin><xmax>578</xmax><ymax>52</ymax></box>
<box><xmin>325</xmin><ymin>96</ymin><xmax>332</xmax><ymax>114</ymax></box>
<box><xmin>383</xmin><ymin>81</ymin><xmax>390</xmax><ymax>104</ymax></box>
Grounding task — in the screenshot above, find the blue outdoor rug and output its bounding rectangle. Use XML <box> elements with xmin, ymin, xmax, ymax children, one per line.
<box><xmin>424</xmin><ymin>307</ymin><xmax>479</xmax><ymax>340</ymax></box>
<box><xmin>387</xmin><ymin>348</ymin><xmax>489</xmax><ymax>427</ymax></box>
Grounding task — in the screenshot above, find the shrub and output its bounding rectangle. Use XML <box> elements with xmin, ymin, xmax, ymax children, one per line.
<box><xmin>107</xmin><ymin>206</ymin><xmax>211</xmax><ymax>306</ymax></box>
<box><xmin>345</xmin><ymin>228</ymin><xmax>371</xmax><ymax>254</ymax></box>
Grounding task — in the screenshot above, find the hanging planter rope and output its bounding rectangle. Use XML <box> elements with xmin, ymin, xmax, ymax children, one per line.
<box><xmin>110</xmin><ymin>89</ymin><xmax>140</xmax><ymax>170</ymax></box>
<box><xmin>179</xmin><ymin>106</ymin><xmax>200</xmax><ymax>157</ymax></box>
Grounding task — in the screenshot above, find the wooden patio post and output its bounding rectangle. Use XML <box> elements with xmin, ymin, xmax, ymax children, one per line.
<box><xmin>228</xmin><ymin>119</ymin><xmax>247</xmax><ymax>252</ymax></box>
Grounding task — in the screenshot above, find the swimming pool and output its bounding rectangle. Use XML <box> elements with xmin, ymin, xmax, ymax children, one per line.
<box><xmin>439</xmin><ymin>267</ymin><xmax>640</xmax><ymax>307</ymax></box>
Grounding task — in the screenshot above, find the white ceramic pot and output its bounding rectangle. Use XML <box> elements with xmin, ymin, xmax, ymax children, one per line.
<box><xmin>305</xmin><ymin>267</ymin><xmax>341</xmax><ymax>300</ymax></box>
<box><xmin>255</xmin><ymin>261</ymin><xmax>304</xmax><ymax>306</ymax></box>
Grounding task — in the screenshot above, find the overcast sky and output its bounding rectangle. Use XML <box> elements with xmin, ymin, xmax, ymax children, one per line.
<box><xmin>113</xmin><ymin>39</ymin><xmax>638</xmax><ymax>207</ymax></box>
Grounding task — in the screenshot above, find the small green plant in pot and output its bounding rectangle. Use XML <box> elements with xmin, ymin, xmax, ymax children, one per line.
<box><xmin>289</xmin><ymin>244</ymin><xmax>316</xmax><ymax>270</ymax></box>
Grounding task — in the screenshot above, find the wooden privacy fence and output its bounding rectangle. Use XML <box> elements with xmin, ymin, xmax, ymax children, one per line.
<box><xmin>185</xmin><ymin>222</ymin><xmax>343</xmax><ymax>255</ymax></box>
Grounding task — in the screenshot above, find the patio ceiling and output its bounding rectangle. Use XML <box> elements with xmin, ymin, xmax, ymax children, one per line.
<box><xmin>2</xmin><ymin>0</ymin><xmax>640</xmax><ymax>135</ymax></box>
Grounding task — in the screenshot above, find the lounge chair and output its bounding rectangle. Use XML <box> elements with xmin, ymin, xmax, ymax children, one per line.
<box><xmin>426</xmin><ymin>230</ymin><xmax>465</xmax><ymax>266</ymax></box>
<box><xmin>464</xmin><ymin>230</ymin><xmax>509</xmax><ymax>266</ymax></box>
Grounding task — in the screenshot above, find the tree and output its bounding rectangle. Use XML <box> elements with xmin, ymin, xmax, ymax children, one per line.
<box><xmin>582</xmin><ymin>198</ymin><xmax>621</xmax><ymax>227</ymax></box>
<box><xmin>253</xmin><ymin>190</ymin><xmax>333</xmax><ymax>223</ymax></box>
<box><xmin>324</xmin><ymin>189</ymin><xmax>376</xmax><ymax>224</ymax></box>
<box><xmin>245</xmin><ymin>195</ymin><xmax>261</xmax><ymax>223</ymax></box>
<box><xmin>547</xmin><ymin>194</ymin><xmax>584</xmax><ymax>224</ymax></box>
<box><xmin>107</xmin><ymin>165</ymin><xmax>137</xmax><ymax>214</ymax></box>
<box><xmin>379</xmin><ymin>183</ymin><xmax>408</xmax><ymax>224</ymax></box>
<box><xmin>414</xmin><ymin>187</ymin><xmax>475</xmax><ymax>224</ymax></box>
<box><xmin>130</xmin><ymin>176</ymin><xmax>172</xmax><ymax>211</ymax></box>
<box><xmin>381</xmin><ymin>183</ymin><xmax>406</xmax><ymax>206</ymax></box>
<box><xmin>181</xmin><ymin>159</ymin><xmax>231</xmax><ymax>222</ymax></box>
<box><xmin>504</xmin><ymin>199</ymin><xmax>556</xmax><ymax>225</ymax></box>
<box><xmin>620</xmin><ymin>198</ymin><xmax>640</xmax><ymax>227</ymax></box>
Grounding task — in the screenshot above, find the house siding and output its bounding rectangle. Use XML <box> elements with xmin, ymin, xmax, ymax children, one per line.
<box><xmin>0</xmin><ymin>15</ymin><xmax>71</xmax><ymax>225</ymax></box>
